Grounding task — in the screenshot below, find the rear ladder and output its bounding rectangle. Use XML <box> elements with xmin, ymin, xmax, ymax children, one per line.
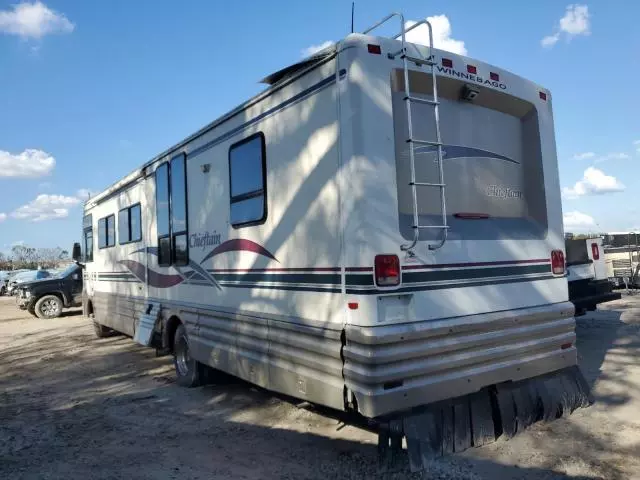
<box><xmin>363</xmin><ymin>13</ymin><xmax>448</xmax><ymax>251</ymax></box>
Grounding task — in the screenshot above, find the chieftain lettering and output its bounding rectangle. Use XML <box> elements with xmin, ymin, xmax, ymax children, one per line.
<box><xmin>486</xmin><ymin>185</ymin><xmax>523</xmax><ymax>199</ymax></box>
<box><xmin>436</xmin><ymin>66</ymin><xmax>507</xmax><ymax>90</ymax></box>
<box><xmin>190</xmin><ymin>231</ymin><xmax>222</xmax><ymax>250</ymax></box>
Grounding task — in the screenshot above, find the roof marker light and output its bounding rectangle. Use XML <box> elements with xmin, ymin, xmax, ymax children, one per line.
<box><xmin>539</xmin><ymin>91</ymin><xmax>547</xmax><ymax>101</ymax></box>
<box><xmin>490</xmin><ymin>72</ymin><xmax>499</xmax><ymax>81</ymax></box>
<box><xmin>467</xmin><ymin>65</ymin><xmax>477</xmax><ymax>74</ymax></box>
<box><xmin>367</xmin><ymin>44</ymin><xmax>382</xmax><ymax>55</ymax></box>
<box><xmin>442</xmin><ymin>58</ymin><xmax>453</xmax><ymax>68</ymax></box>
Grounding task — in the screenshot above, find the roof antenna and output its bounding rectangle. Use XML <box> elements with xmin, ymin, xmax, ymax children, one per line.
<box><xmin>351</xmin><ymin>2</ymin><xmax>355</xmax><ymax>33</ymax></box>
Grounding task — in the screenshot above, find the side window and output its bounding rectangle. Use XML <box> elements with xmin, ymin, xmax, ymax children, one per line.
<box><xmin>155</xmin><ymin>155</ymin><xmax>188</xmax><ymax>266</ymax></box>
<box><xmin>83</xmin><ymin>214</ymin><xmax>93</xmax><ymax>262</ymax></box>
<box><xmin>156</xmin><ymin>163</ymin><xmax>170</xmax><ymax>266</ymax></box>
<box><xmin>119</xmin><ymin>204</ymin><xmax>142</xmax><ymax>244</ymax></box>
<box><xmin>118</xmin><ymin>208</ymin><xmax>130</xmax><ymax>244</ymax></box>
<box><xmin>229</xmin><ymin>133</ymin><xmax>267</xmax><ymax>227</ymax></box>
<box><xmin>170</xmin><ymin>154</ymin><xmax>188</xmax><ymax>266</ymax></box>
<box><xmin>98</xmin><ymin>214</ymin><xmax>116</xmax><ymax>249</ymax></box>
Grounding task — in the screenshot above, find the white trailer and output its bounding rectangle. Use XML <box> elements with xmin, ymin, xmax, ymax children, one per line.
<box><xmin>78</xmin><ymin>14</ymin><xmax>589</xmax><ymax>469</ymax></box>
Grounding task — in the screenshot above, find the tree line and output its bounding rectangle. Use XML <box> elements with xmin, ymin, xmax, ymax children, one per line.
<box><xmin>0</xmin><ymin>245</ymin><xmax>70</xmax><ymax>270</ymax></box>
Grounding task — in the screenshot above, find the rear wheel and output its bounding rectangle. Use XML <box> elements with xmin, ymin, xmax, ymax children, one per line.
<box><xmin>173</xmin><ymin>324</ymin><xmax>205</xmax><ymax>387</ymax></box>
<box><xmin>34</xmin><ymin>295</ymin><xmax>62</xmax><ymax>319</ymax></box>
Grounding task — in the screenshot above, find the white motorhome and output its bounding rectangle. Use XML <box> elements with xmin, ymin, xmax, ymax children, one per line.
<box><xmin>79</xmin><ymin>14</ymin><xmax>589</xmax><ymax>469</ymax></box>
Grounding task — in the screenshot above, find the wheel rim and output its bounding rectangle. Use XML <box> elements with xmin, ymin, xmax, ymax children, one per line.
<box><xmin>40</xmin><ymin>299</ymin><xmax>59</xmax><ymax>317</ymax></box>
<box><xmin>176</xmin><ymin>335</ymin><xmax>191</xmax><ymax>376</ymax></box>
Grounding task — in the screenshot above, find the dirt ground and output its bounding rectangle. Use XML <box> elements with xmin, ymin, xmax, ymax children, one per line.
<box><xmin>1</xmin><ymin>296</ymin><xmax>640</xmax><ymax>480</ymax></box>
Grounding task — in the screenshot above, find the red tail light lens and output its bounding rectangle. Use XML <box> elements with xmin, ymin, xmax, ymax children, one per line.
<box><xmin>551</xmin><ymin>250</ymin><xmax>565</xmax><ymax>275</ymax></box>
<box><xmin>367</xmin><ymin>44</ymin><xmax>381</xmax><ymax>55</ymax></box>
<box><xmin>375</xmin><ymin>254</ymin><xmax>400</xmax><ymax>286</ymax></box>
<box><xmin>591</xmin><ymin>243</ymin><xmax>600</xmax><ymax>260</ymax></box>
<box><xmin>442</xmin><ymin>58</ymin><xmax>453</xmax><ymax>68</ymax></box>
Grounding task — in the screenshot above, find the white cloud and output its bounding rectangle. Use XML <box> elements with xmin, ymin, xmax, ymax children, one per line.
<box><xmin>0</xmin><ymin>1</ymin><xmax>74</xmax><ymax>39</ymax></box>
<box><xmin>301</xmin><ymin>41</ymin><xmax>334</xmax><ymax>58</ymax></box>
<box><xmin>562</xmin><ymin>167</ymin><xmax>625</xmax><ymax>199</ymax></box>
<box><xmin>541</xmin><ymin>34</ymin><xmax>560</xmax><ymax>48</ymax></box>
<box><xmin>11</xmin><ymin>194</ymin><xmax>80</xmax><ymax>222</ymax></box>
<box><xmin>595</xmin><ymin>152</ymin><xmax>631</xmax><ymax>163</ymax></box>
<box><xmin>0</xmin><ymin>213</ymin><xmax>6</xmax><ymax>222</ymax></box>
<box><xmin>0</xmin><ymin>149</ymin><xmax>55</xmax><ymax>177</ymax></box>
<box><xmin>405</xmin><ymin>15</ymin><xmax>467</xmax><ymax>55</ymax></box>
<box><xmin>634</xmin><ymin>140</ymin><xmax>640</xmax><ymax>154</ymax></box>
<box><xmin>541</xmin><ymin>4</ymin><xmax>590</xmax><ymax>48</ymax></box>
<box><xmin>11</xmin><ymin>240</ymin><xmax>25</xmax><ymax>247</ymax></box>
<box><xmin>559</xmin><ymin>4</ymin><xmax>590</xmax><ymax>35</ymax></box>
<box><xmin>572</xmin><ymin>152</ymin><xmax>595</xmax><ymax>160</ymax></box>
<box><xmin>564</xmin><ymin>211</ymin><xmax>595</xmax><ymax>229</ymax></box>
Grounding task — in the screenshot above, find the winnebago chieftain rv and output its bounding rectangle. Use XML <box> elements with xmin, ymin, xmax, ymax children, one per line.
<box><xmin>78</xmin><ymin>14</ymin><xmax>590</xmax><ymax>470</ymax></box>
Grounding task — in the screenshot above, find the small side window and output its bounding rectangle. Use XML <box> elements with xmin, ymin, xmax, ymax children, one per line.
<box><xmin>98</xmin><ymin>214</ymin><xmax>116</xmax><ymax>249</ymax></box>
<box><xmin>83</xmin><ymin>214</ymin><xmax>93</xmax><ymax>262</ymax></box>
<box><xmin>229</xmin><ymin>133</ymin><xmax>267</xmax><ymax>227</ymax></box>
<box><xmin>119</xmin><ymin>203</ymin><xmax>142</xmax><ymax>244</ymax></box>
<box><xmin>156</xmin><ymin>163</ymin><xmax>171</xmax><ymax>266</ymax></box>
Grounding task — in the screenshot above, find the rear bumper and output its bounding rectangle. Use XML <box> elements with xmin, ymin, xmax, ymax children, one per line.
<box><xmin>570</xmin><ymin>279</ymin><xmax>621</xmax><ymax>313</ymax></box>
<box><xmin>344</xmin><ymin>302</ymin><xmax>576</xmax><ymax>418</ymax></box>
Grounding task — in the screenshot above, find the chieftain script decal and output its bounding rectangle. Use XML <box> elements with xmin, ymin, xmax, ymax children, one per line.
<box><xmin>487</xmin><ymin>185</ymin><xmax>523</xmax><ymax>199</ymax></box>
<box><xmin>436</xmin><ymin>66</ymin><xmax>507</xmax><ymax>90</ymax></box>
<box><xmin>190</xmin><ymin>231</ymin><xmax>222</xmax><ymax>250</ymax></box>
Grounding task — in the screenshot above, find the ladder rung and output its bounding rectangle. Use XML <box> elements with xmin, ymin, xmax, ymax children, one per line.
<box><xmin>410</xmin><ymin>182</ymin><xmax>446</xmax><ymax>187</ymax></box>
<box><xmin>402</xmin><ymin>54</ymin><xmax>437</xmax><ymax>66</ymax></box>
<box><xmin>407</xmin><ymin>139</ymin><xmax>443</xmax><ymax>147</ymax></box>
<box><xmin>404</xmin><ymin>96</ymin><xmax>439</xmax><ymax>106</ymax></box>
<box><xmin>413</xmin><ymin>225</ymin><xmax>451</xmax><ymax>230</ymax></box>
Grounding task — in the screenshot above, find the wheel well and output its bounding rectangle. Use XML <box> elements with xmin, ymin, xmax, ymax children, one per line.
<box><xmin>37</xmin><ymin>292</ymin><xmax>64</xmax><ymax>305</ymax></box>
<box><xmin>165</xmin><ymin>315</ymin><xmax>182</xmax><ymax>354</ymax></box>
<box><xmin>86</xmin><ymin>299</ymin><xmax>94</xmax><ymax>317</ymax></box>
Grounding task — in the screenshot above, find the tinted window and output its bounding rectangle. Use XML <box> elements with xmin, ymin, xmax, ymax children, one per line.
<box><xmin>158</xmin><ymin>237</ymin><xmax>171</xmax><ymax>267</ymax></box>
<box><xmin>84</xmin><ymin>229</ymin><xmax>93</xmax><ymax>262</ymax></box>
<box><xmin>118</xmin><ymin>208</ymin><xmax>130</xmax><ymax>244</ymax></box>
<box><xmin>174</xmin><ymin>233</ymin><xmax>188</xmax><ymax>266</ymax></box>
<box><xmin>229</xmin><ymin>133</ymin><xmax>266</xmax><ymax>227</ymax></box>
<box><xmin>98</xmin><ymin>217</ymin><xmax>107</xmax><ymax>249</ymax></box>
<box><xmin>98</xmin><ymin>215</ymin><xmax>115</xmax><ymax>248</ymax></box>
<box><xmin>156</xmin><ymin>164</ymin><xmax>170</xmax><ymax>237</ymax></box>
<box><xmin>170</xmin><ymin>155</ymin><xmax>187</xmax><ymax>234</ymax></box>
<box><xmin>130</xmin><ymin>204</ymin><xmax>142</xmax><ymax>242</ymax></box>
<box><xmin>106</xmin><ymin>215</ymin><xmax>116</xmax><ymax>247</ymax></box>
<box><xmin>119</xmin><ymin>204</ymin><xmax>142</xmax><ymax>244</ymax></box>
<box><xmin>83</xmin><ymin>214</ymin><xmax>93</xmax><ymax>262</ymax></box>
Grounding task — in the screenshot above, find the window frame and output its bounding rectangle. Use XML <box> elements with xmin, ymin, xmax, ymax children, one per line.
<box><xmin>118</xmin><ymin>203</ymin><xmax>143</xmax><ymax>245</ymax></box>
<box><xmin>98</xmin><ymin>214</ymin><xmax>116</xmax><ymax>249</ymax></box>
<box><xmin>155</xmin><ymin>154</ymin><xmax>189</xmax><ymax>267</ymax></box>
<box><xmin>170</xmin><ymin>153</ymin><xmax>189</xmax><ymax>266</ymax></box>
<box><xmin>155</xmin><ymin>163</ymin><xmax>171</xmax><ymax>266</ymax></box>
<box><xmin>82</xmin><ymin>214</ymin><xmax>93</xmax><ymax>263</ymax></box>
<box><xmin>228</xmin><ymin>132</ymin><xmax>268</xmax><ymax>228</ymax></box>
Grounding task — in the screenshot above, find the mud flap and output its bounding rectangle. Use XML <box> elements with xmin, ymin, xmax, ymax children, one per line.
<box><xmin>378</xmin><ymin>366</ymin><xmax>592</xmax><ymax>472</ymax></box>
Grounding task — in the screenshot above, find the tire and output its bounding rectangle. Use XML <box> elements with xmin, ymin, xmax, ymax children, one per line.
<box><xmin>34</xmin><ymin>295</ymin><xmax>63</xmax><ymax>319</ymax></box>
<box><xmin>173</xmin><ymin>324</ymin><xmax>205</xmax><ymax>387</ymax></box>
<box><xmin>93</xmin><ymin>318</ymin><xmax>112</xmax><ymax>338</ymax></box>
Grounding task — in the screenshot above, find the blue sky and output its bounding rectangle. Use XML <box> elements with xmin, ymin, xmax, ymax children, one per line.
<box><xmin>0</xmin><ymin>0</ymin><xmax>637</xmax><ymax>252</ymax></box>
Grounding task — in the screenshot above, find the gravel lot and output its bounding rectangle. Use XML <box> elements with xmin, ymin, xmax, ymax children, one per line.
<box><xmin>1</xmin><ymin>294</ymin><xmax>640</xmax><ymax>479</ymax></box>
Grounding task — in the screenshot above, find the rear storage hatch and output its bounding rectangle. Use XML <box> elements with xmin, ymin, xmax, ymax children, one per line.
<box><xmin>392</xmin><ymin>69</ymin><xmax>547</xmax><ymax>242</ymax></box>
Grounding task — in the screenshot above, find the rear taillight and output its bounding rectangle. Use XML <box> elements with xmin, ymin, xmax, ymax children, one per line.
<box><xmin>551</xmin><ymin>250</ymin><xmax>565</xmax><ymax>275</ymax></box>
<box><xmin>375</xmin><ymin>254</ymin><xmax>400</xmax><ymax>286</ymax></box>
<box><xmin>367</xmin><ymin>44</ymin><xmax>381</xmax><ymax>55</ymax></box>
<box><xmin>591</xmin><ymin>242</ymin><xmax>600</xmax><ymax>260</ymax></box>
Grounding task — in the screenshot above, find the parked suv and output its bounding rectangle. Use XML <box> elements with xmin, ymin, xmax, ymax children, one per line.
<box><xmin>16</xmin><ymin>263</ymin><xmax>83</xmax><ymax>319</ymax></box>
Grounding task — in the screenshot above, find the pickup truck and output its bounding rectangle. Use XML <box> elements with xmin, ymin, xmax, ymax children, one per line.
<box><xmin>566</xmin><ymin>237</ymin><xmax>621</xmax><ymax>315</ymax></box>
<box><xmin>15</xmin><ymin>263</ymin><xmax>83</xmax><ymax>319</ymax></box>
